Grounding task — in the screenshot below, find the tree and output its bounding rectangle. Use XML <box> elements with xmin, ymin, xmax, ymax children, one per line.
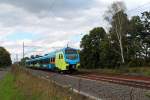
<box><xmin>0</xmin><ymin>47</ymin><xmax>12</xmax><ymax>67</ymax></box>
<box><xmin>129</xmin><ymin>16</ymin><xmax>143</xmax><ymax>59</ymax></box>
<box><xmin>104</xmin><ymin>1</ymin><xmax>129</xmax><ymax>64</ymax></box>
<box><xmin>127</xmin><ymin>16</ymin><xmax>144</xmax><ymax>66</ymax></box>
<box><xmin>20</xmin><ymin>57</ymin><xmax>29</xmax><ymax>65</ymax></box>
<box><xmin>80</xmin><ymin>27</ymin><xmax>108</xmax><ymax>68</ymax></box>
<box><xmin>127</xmin><ymin>12</ymin><xmax>150</xmax><ymax>66</ymax></box>
<box><xmin>141</xmin><ymin>11</ymin><xmax>150</xmax><ymax>63</ymax></box>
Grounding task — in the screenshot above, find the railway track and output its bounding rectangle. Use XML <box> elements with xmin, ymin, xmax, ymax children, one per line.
<box><xmin>75</xmin><ymin>74</ymin><xmax>150</xmax><ymax>90</ymax></box>
<box><xmin>28</xmin><ymin>68</ymin><xmax>150</xmax><ymax>90</ymax></box>
<box><xmin>21</xmin><ymin>67</ymin><xmax>150</xmax><ymax>100</ymax></box>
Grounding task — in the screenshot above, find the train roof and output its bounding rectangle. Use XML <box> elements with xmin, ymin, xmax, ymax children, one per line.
<box><xmin>26</xmin><ymin>52</ymin><xmax>55</xmax><ymax>62</ymax></box>
<box><xmin>56</xmin><ymin>47</ymin><xmax>79</xmax><ymax>52</ymax></box>
<box><xmin>26</xmin><ymin>47</ymin><xmax>79</xmax><ymax>62</ymax></box>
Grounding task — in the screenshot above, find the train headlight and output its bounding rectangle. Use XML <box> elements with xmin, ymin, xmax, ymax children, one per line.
<box><xmin>72</xmin><ymin>65</ymin><xmax>76</xmax><ymax>69</ymax></box>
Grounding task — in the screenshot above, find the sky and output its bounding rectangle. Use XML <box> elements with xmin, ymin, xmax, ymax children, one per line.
<box><xmin>0</xmin><ymin>0</ymin><xmax>150</xmax><ymax>62</ymax></box>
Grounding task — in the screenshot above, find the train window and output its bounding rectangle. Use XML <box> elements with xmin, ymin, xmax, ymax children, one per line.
<box><xmin>59</xmin><ymin>54</ymin><xmax>60</xmax><ymax>59</ymax></box>
<box><xmin>42</xmin><ymin>59</ymin><xmax>45</xmax><ymax>64</ymax></box>
<box><xmin>43</xmin><ymin>59</ymin><xmax>49</xmax><ymax>64</ymax></box>
<box><xmin>61</xmin><ymin>54</ymin><xmax>63</xmax><ymax>59</ymax></box>
<box><xmin>53</xmin><ymin>58</ymin><xmax>55</xmax><ymax>62</ymax></box>
<box><xmin>50</xmin><ymin>58</ymin><xmax>51</xmax><ymax>62</ymax></box>
<box><xmin>49</xmin><ymin>58</ymin><xmax>54</xmax><ymax>62</ymax></box>
<box><xmin>65</xmin><ymin>49</ymin><xmax>77</xmax><ymax>54</ymax></box>
<box><xmin>59</xmin><ymin>54</ymin><xmax>62</xmax><ymax>59</ymax></box>
<box><xmin>51</xmin><ymin>58</ymin><xmax>53</xmax><ymax>62</ymax></box>
<box><xmin>40</xmin><ymin>60</ymin><xmax>43</xmax><ymax>64</ymax></box>
<box><xmin>47</xmin><ymin>59</ymin><xmax>49</xmax><ymax>64</ymax></box>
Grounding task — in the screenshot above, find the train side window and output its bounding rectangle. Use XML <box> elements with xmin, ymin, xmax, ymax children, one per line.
<box><xmin>51</xmin><ymin>58</ymin><xmax>52</xmax><ymax>62</ymax></box>
<box><xmin>51</xmin><ymin>58</ymin><xmax>53</xmax><ymax>62</ymax></box>
<box><xmin>49</xmin><ymin>58</ymin><xmax>50</xmax><ymax>63</ymax></box>
<box><xmin>53</xmin><ymin>57</ymin><xmax>55</xmax><ymax>62</ymax></box>
<box><xmin>54</xmin><ymin>57</ymin><xmax>55</xmax><ymax>62</ymax></box>
<box><xmin>40</xmin><ymin>60</ymin><xmax>43</xmax><ymax>64</ymax></box>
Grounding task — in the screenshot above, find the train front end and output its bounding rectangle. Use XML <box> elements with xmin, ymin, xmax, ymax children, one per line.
<box><xmin>64</xmin><ymin>47</ymin><xmax>80</xmax><ymax>71</ymax></box>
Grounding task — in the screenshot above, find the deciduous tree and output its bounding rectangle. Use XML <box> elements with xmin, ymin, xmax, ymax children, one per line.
<box><xmin>0</xmin><ymin>47</ymin><xmax>12</xmax><ymax>67</ymax></box>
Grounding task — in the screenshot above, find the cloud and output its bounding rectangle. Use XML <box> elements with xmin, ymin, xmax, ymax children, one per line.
<box><xmin>0</xmin><ymin>0</ymin><xmax>150</xmax><ymax>63</ymax></box>
<box><xmin>0</xmin><ymin>0</ymin><xmax>97</xmax><ymax>17</ymax></box>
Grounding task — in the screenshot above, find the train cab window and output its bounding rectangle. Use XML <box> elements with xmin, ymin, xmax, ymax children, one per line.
<box><xmin>58</xmin><ymin>54</ymin><xmax>63</xmax><ymax>59</ymax></box>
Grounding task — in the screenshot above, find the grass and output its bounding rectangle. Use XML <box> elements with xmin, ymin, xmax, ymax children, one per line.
<box><xmin>79</xmin><ymin>67</ymin><xmax>150</xmax><ymax>76</ymax></box>
<box><xmin>145</xmin><ymin>92</ymin><xmax>150</xmax><ymax>98</ymax></box>
<box><xmin>0</xmin><ymin>73</ymin><xmax>27</xmax><ymax>100</ymax></box>
<box><xmin>0</xmin><ymin>66</ymin><xmax>91</xmax><ymax>100</ymax></box>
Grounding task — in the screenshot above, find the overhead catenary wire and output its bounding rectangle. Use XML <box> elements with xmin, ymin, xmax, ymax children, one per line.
<box><xmin>127</xmin><ymin>2</ymin><xmax>150</xmax><ymax>13</ymax></box>
<box><xmin>126</xmin><ymin>2</ymin><xmax>150</xmax><ymax>16</ymax></box>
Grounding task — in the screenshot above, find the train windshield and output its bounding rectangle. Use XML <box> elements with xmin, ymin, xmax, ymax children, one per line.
<box><xmin>65</xmin><ymin>49</ymin><xmax>78</xmax><ymax>60</ymax></box>
<box><xmin>65</xmin><ymin>49</ymin><xmax>77</xmax><ymax>54</ymax></box>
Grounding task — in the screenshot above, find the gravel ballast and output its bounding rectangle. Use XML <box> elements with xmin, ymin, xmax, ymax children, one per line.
<box><xmin>29</xmin><ymin>68</ymin><xmax>150</xmax><ymax>100</ymax></box>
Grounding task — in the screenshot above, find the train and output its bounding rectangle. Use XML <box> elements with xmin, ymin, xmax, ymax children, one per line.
<box><xmin>26</xmin><ymin>47</ymin><xmax>80</xmax><ymax>72</ymax></box>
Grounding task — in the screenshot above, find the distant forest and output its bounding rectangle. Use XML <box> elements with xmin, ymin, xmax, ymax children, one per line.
<box><xmin>80</xmin><ymin>1</ymin><xmax>150</xmax><ymax>69</ymax></box>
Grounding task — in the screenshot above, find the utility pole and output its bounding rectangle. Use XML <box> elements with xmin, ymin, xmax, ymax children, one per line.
<box><xmin>67</xmin><ymin>42</ymin><xmax>69</xmax><ymax>47</ymax></box>
<box><xmin>23</xmin><ymin>42</ymin><xmax>24</xmax><ymax>59</ymax></box>
<box><xmin>16</xmin><ymin>54</ymin><xmax>18</xmax><ymax>62</ymax></box>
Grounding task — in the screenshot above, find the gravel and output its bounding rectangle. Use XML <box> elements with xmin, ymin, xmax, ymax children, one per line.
<box><xmin>28</xmin><ymin>68</ymin><xmax>150</xmax><ymax>100</ymax></box>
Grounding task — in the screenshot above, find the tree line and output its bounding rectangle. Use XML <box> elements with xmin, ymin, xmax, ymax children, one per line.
<box><xmin>0</xmin><ymin>47</ymin><xmax>12</xmax><ymax>67</ymax></box>
<box><xmin>80</xmin><ymin>2</ymin><xmax>150</xmax><ymax>69</ymax></box>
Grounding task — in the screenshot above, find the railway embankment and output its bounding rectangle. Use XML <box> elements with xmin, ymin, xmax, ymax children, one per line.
<box><xmin>0</xmin><ymin>65</ymin><xmax>91</xmax><ymax>100</ymax></box>
<box><xmin>27</xmin><ymin>66</ymin><xmax>150</xmax><ymax>100</ymax></box>
<box><xmin>2</xmin><ymin>65</ymin><xmax>150</xmax><ymax>100</ymax></box>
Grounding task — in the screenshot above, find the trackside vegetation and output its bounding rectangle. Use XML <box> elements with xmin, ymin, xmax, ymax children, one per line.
<box><xmin>0</xmin><ymin>47</ymin><xmax>11</xmax><ymax>67</ymax></box>
<box><xmin>0</xmin><ymin>73</ymin><xmax>27</xmax><ymax>100</ymax></box>
<box><xmin>80</xmin><ymin>1</ymin><xmax>150</xmax><ymax>69</ymax></box>
<box><xmin>0</xmin><ymin>65</ymin><xmax>91</xmax><ymax>100</ymax></box>
<box><xmin>79</xmin><ymin>67</ymin><xmax>150</xmax><ymax>77</ymax></box>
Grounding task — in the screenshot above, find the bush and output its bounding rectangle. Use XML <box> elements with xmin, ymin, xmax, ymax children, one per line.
<box><xmin>128</xmin><ymin>59</ymin><xmax>144</xmax><ymax>67</ymax></box>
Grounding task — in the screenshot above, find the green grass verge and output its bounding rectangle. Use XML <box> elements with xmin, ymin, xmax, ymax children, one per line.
<box><xmin>0</xmin><ymin>73</ymin><xmax>26</xmax><ymax>100</ymax></box>
<box><xmin>79</xmin><ymin>67</ymin><xmax>150</xmax><ymax>76</ymax></box>
<box><xmin>145</xmin><ymin>92</ymin><xmax>150</xmax><ymax>98</ymax></box>
<box><xmin>0</xmin><ymin>73</ymin><xmax>39</xmax><ymax>100</ymax></box>
<box><xmin>1</xmin><ymin>65</ymin><xmax>91</xmax><ymax>100</ymax></box>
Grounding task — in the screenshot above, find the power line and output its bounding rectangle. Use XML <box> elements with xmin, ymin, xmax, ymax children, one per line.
<box><xmin>127</xmin><ymin>2</ymin><xmax>150</xmax><ymax>14</ymax></box>
<box><xmin>23</xmin><ymin>42</ymin><xmax>64</xmax><ymax>57</ymax></box>
<box><xmin>23</xmin><ymin>42</ymin><xmax>24</xmax><ymax>59</ymax></box>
